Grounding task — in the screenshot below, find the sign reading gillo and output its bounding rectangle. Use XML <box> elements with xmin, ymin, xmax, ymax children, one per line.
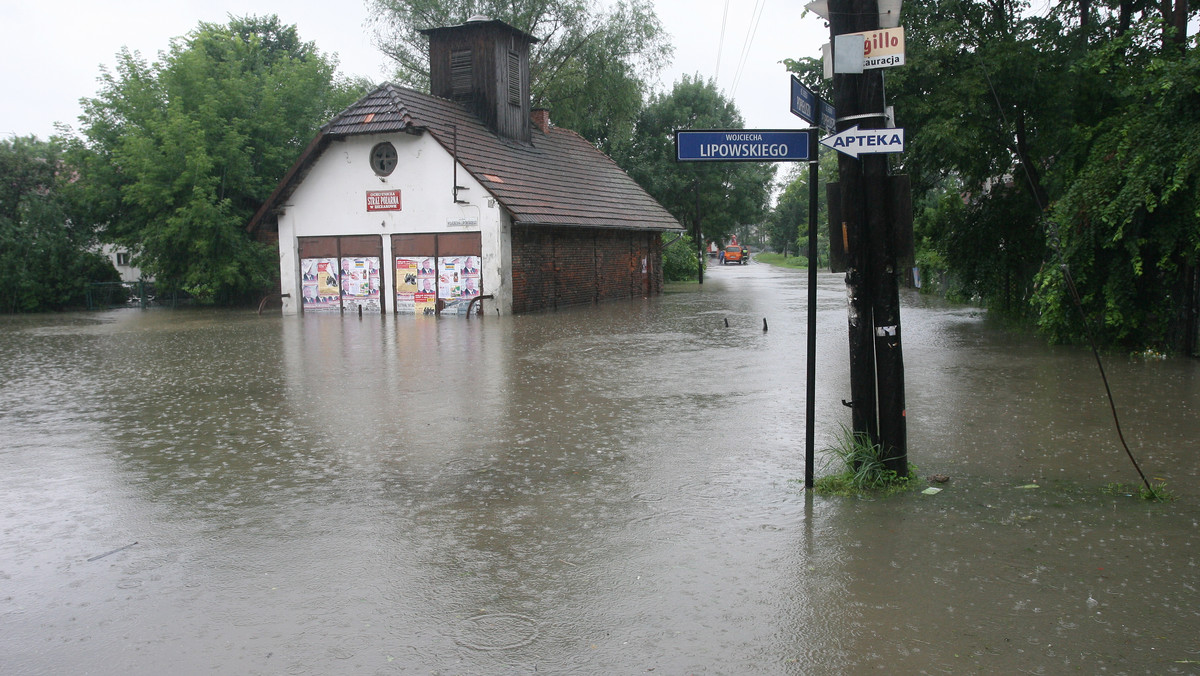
<box><xmin>852</xmin><ymin>26</ymin><xmax>905</xmax><ymax>69</ymax></box>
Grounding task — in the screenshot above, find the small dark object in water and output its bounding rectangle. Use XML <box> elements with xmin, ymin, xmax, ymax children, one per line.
<box><xmin>928</xmin><ymin>474</ymin><xmax>950</xmax><ymax>484</ymax></box>
<box><xmin>88</xmin><ymin>541</ymin><xmax>138</xmax><ymax>562</ymax></box>
<box><xmin>724</xmin><ymin>318</ymin><xmax>729</xmax><ymax>327</ymax></box>
<box><xmin>763</xmin><ymin>318</ymin><xmax>768</xmax><ymax>332</ymax></box>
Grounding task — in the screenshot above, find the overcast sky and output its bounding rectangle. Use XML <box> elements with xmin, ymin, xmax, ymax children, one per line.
<box><xmin>0</xmin><ymin>0</ymin><xmax>830</xmax><ymax>142</ymax></box>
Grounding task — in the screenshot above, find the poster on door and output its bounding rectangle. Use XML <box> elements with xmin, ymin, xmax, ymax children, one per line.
<box><xmin>394</xmin><ymin>257</ymin><xmax>418</xmax><ymax>313</ymax></box>
<box><xmin>301</xmin><ymin>258</ymin><xmax>341</xmax><ymax>312</ymax></box>
<box><xmin>393</xmin><ymin>255</ymin><xmax>480</xmax><ymax>314</ymax></box>
<box><xmin>439</xmin><ymin>255</ymin><xmax>482</xmax><ymax>313</ymax></box>
<box><xmin>340</xmin><ymin>257</ymin><xmax>381</xmax><ymax>313</ymax></box>
<box><xmin>397</xmin><ymin>255</ymin><xmax>438</xmax><ymax>315</ymax></box>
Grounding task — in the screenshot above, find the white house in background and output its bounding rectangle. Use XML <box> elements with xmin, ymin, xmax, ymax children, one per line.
<box><xmin>246</xmin><ymin>16</ymin><xmax>682</xmax><ymax>317</ymax></box>
<box><xmin>100</xmin><ymin>244</ymin><xmax>145</xmax><ymax>283</ymax></box>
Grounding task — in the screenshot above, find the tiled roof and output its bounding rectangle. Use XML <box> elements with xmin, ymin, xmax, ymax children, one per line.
<box><xmin>249</xmin><ymin>83</ymin><xmax>682</xmax><ymax>233</ymax></box>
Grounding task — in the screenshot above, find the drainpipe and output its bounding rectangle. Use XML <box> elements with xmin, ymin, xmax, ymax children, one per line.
<box><xmin>451</xmin><ymin>125</ymin><xmax>469</xmax><ymax>204</ymax></box>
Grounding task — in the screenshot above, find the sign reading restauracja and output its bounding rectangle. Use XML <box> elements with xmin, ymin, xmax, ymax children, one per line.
<box><xmin>850</xmin><ymin>27</ymin><xmax>905</xmax><ymax>69</ymax></box>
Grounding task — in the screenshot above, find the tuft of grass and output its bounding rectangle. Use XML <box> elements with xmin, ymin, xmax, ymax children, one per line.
<box><xmin>754</xmin><ymin>252</ymin><xmax>809</xmax><ymax>269</ymax></box>
<box><xmin>1102</xmin><ymin>481</ymin><xmax>1177</xmax><ymax>502</ymax></box>
<box><xmin>814</xmin><ymin>426</ymin><xmax>916</xmax><ymax>497</ymax></box>
<box><xmin>1141</xmin><ymin>482</ymin><xmax>1176</xmax><ymax>502</ymax></box>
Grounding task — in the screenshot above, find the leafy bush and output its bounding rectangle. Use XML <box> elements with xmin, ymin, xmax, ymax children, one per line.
<box><xmin>0</xmin><ymin>136</ymin><xmax>122</xmax><ymax>312</ymax></box>
<box><xmin>662</xmin><ymin>231</ymin><xmax>702</xmax><ymax>282</ymax></box>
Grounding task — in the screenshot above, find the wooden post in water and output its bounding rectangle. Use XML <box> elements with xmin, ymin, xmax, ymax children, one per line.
<box><xmin>830</xmin><ymin>0</ymin><xmax>880</xmax><ymax>448</ymax></box>
<box><xmin>828</xmin><ymin>0</ymin><xmax>907</xmax><ymax>473</ymax></box>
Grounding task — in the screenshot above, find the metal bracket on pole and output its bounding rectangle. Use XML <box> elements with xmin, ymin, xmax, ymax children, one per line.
<box><xmin>836</xmin><ymin>112</ymin><xmax>888</xmax><ymax>124</ymax></box>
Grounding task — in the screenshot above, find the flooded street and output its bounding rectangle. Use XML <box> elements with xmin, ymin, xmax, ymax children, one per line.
<box><xmin>3</xmin><ymin>261</ymin><xmax>1198</xmax><ymax>675</ymax></box>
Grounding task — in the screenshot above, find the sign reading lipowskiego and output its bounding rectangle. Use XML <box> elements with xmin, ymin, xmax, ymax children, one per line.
<box><xmin>676</xmin><ymin>130</ymin><xmax>810</xmax><ymax>162</ymax></box>
<box><xmin>820</xmin><ymin>125</ymin><xmax>905</xmax><ymax>158</ymax></box>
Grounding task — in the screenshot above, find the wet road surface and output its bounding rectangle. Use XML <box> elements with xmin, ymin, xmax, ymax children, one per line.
<box><xmin>2</xmin><ymin>259</ymin><xmax>1198</xmax><ymax>674</ymax></box>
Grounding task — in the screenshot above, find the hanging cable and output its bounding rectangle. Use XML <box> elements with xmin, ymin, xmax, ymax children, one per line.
<box><xmin>716</xmin><ymin>0</ymin><xmax>731</xmax><ymax>81</ymax></box>
<box><xmin>978</xmin><ymin>66</ymin><xmax>1153</xmax><ymax>493</ymax></box>
<box><xmin>730</xmin><ymin>0</ymin><xmax>768</xmax><ymax>96</ymax></box>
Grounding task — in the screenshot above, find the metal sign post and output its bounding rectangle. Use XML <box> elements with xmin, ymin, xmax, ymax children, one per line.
<box><xmin>804</xmin><ymin>127</ymin><xmax>820</xmax><ymax>489</ymax></box>
<box><xmin>789</xmin><ymin>76</ymin><xmax>834</xmax><ymax>489</ymax></box>
<box><xmin>675</xmin><ymin>88</ymin><xmax>845</xmax><ymax>488</ymax></box>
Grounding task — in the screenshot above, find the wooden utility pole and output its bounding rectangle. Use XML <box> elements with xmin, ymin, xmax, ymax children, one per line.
<box><xmin>828</xmin><ymin>0</ymin><xmax>907</xmax><ymax>472</ymax></box>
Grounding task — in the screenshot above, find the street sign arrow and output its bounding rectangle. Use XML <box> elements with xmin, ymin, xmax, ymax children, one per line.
<box><xmin>820</xmin><ymin>125</ymin><xmax>905</xmax><ymax>158</ymax></box>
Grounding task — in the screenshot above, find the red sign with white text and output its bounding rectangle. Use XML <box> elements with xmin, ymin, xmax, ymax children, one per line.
<box><xmin>366</xmin><ymin>190</ymin><xmax>402</xmax><ymax>212</ymax></box>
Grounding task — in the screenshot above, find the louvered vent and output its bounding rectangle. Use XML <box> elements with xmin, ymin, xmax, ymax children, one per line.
<box><xmin>507</xmin><ymin>51</ymin><xmax>521</xmax><ymax>106</ymax></box>
<box><xmin>450</xmin><ymin>49</ymin><xmax>472</xmax><ymax>100</ymax></box>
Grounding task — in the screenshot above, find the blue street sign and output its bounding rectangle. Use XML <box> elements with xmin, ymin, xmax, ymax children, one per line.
<box><xmin>790</xmin><ymin>75</ymin><xmax>837</xmax><ymax>136</ymax></box>
<box><xmin>676</xmin><ymin>130</ymin><xmax>810</xmax><ymax>162</ymax></box>
<box><xmin>819</xmin><ymin>99</ymin><xmax>837</xmax><ymax>135</ymax></box>
<box><xmin>790</xmin><ymin>76</ymin><xmax>818</xmax><ymax>125</ymax></box>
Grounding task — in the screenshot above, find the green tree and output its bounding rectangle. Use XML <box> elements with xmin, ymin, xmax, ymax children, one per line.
<box><xmin>619</xmin><ymin>75</ymin><xmax>774</xmax><ymax>275</ymax></box>
<box><xmin>882</xmin><ymin>0</ymin><xmax>1079</xmax><ymax>318</ymax></box>
<box><xmin>768</xmin><ymin>169</ymin><xmax>806</xmax><ymax>258</ymax></box>
<box><xmin>865</xmin><ymin>0</ymin><xmax>1198</xmax><ymax>350</ymax></box>
<box><xmin>71</xmin><ymin>15</ymin><xmax>367</xmax><ymax>304</ymax></box>
<box><xmin>0</xmin><ymin>136</ymin><xmax>120</xmax><ymax>312</ymax></box>
<box><xmin>768</xmin><ymin>152</ymin><xmax>835</xmax><ymax>262</ymax></box>
<box><xmin>366</xmin><ymin>0</ymin><xmax>671</xmax><ymax>154</ymax></box>
<box><xmin>1034</xmin><ymin>30</ymin><xmax>1200</xmax><ymax>351</ymax></box>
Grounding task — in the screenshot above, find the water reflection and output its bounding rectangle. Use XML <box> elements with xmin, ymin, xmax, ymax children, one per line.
<box><xmin>1</xmin><ymin>264</ymin><xmax>1197</xmax><ymax>674</ymax></box>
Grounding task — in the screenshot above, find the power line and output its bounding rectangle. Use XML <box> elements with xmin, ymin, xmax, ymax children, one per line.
<box><xmin>715</xmin><ymin>0</ymin><xmax>731</xmax><ymax>80</ymax></box>
<box><xmin>730</xmin><ymin>0</ymin><xmax>768</xmax><ymax>97</ymax></box>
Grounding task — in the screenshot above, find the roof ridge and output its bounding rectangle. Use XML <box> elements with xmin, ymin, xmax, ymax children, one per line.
<box><xmin>250</xmin><ymin>83</ymin><xmax>683</xmax><ymax>235</ymax></box>
<box><xmin>380</xmin><ymin>83</ymin><xmax>413</xmax><ymax>127</ymax></box>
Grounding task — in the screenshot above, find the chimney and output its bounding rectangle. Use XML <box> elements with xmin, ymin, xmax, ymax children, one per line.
<box><xmin>421</xmin><ymin>17</ymin><xmax>539</xmax><ymax>143</ymax></box>
<box><xmin>531</xmin><ymin>108</ymin><xmax>550</xmax><ymax>133</ymax></box>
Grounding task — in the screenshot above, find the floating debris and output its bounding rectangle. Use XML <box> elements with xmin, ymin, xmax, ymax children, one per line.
<box><xmin>88</xmin><ymin>541</ymin><xmax>138</xmax><ymax>562</ymax></box>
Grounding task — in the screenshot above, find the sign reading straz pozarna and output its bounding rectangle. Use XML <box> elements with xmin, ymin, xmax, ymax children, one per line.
<box><xmin>366</xmin><ymin>190</ymin><xmax>402</xmax><ymax>212</ymax></box>
<box><xmin>675</xmin><ymin>130</ymin><xmax>810</xmax><ymax>162</ymax></box>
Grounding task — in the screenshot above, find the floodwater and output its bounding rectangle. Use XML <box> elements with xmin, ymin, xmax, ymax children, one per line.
<box><xmin>2</xmin><ymin>261</ymin><xmax>1198</xmax><ymax>675</ymax></box>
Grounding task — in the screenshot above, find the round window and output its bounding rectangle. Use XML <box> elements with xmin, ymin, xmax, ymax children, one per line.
<box><xmin>370</xmin><ymin>142</ymin><xmax>398</xmax><ymax>176</ymax></box>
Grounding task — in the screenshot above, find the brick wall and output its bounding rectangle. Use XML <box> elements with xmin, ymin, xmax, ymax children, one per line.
<box><xmin>511</xmin><ymin>226</ymin><xmax>665</xmax><ymax>313</ymax></box>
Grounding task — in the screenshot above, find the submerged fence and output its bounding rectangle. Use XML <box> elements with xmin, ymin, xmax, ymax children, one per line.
<box><xmin>86</xmin><ymin>281</ymin><xmax>184</xmax><ymax>310</ymax></box>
